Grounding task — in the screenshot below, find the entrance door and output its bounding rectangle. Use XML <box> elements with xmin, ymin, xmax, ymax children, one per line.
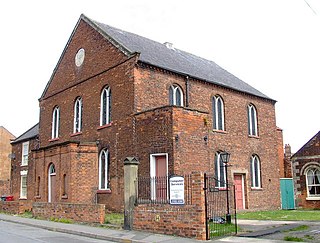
<box><xmin>234</xmin><ymin>174</ymin><xmax>245</xmax><ymax>210</ymax></box>
<box><xmin>155</xmin><ymin>156</ymin><xmax>167</xmax><ymax>200</ymax></box>
<box><xmin>280</xmin><ymin>178</ymin><xmax>295</xmax><ymax>209</ymax></box>
<box><xmin>48</xmin><ymin>164</ymin><xmax>56</xmax><ymax>203</ymax></box>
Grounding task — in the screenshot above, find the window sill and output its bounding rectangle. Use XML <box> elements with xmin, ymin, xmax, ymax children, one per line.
<box><xmin>61</xmin><ymin>195</ymin><xmax>68</xmax><ymax>199</ymax></box>
<box><xmin>251</xmin><ymin>187</ymin><xmax>263</xmax><ymax>191</ymax></box>
<box><xmin>97</xmin><ymin>189</ymin><xmax>111</xmax><ymax>194</ymax></box>
<box><xmin>35</xmin><ymin>195</ymin><xmax>41</xmax><ymax>199</ymax></box>
<box><xmin>70</xmin><ymin>132</ymin><xmax>82</xmax><ymax>137</ymax></box>
<box><xmin>20</xmin><ymin>164</ymin><xmax>28</xmax><ymax>167</ymax></box>
<box><xmin>306</xmin><ymin>197</ymin><xmax>320</xmax><ymax>201</ymax></box>
<box><xmin>248</xmin><ymin>135</ymin><xmax>260</xmax><ymax>139</ymax></box>
<box><xmin>19</xmin><ymin>197</ymin><xmax>27</xmax><ymax>200</ymax></box>
<box><xmin>49</xmin><ymin>138</ymin><xmax>60</xmax><ymax>142</ymax></box>
<box><xmin>212</xmin><ymin>129</ymin><xmax>227</xmax><ymax>134</ymax></box>
<box><xmin>97</xmin><ymin>122</ymin><xmax>113</xmax><ymax>130</ymax></box>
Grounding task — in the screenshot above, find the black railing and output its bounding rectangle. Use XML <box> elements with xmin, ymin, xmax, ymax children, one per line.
<box><xmin>204</xmin><ymin>173</ymin><xmax>237</xmax><ymax>239</ymax></box>
<box><xmin>136</xmin><ymin>174</ymin><xmax>193</xmax><ymax>205</ymax></box>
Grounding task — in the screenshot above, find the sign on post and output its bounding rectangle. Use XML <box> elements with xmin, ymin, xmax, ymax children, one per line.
<box><xmin>169</xmin><ymin>176</ymin><xmax>185</xmax><ymax>205</ymax></box>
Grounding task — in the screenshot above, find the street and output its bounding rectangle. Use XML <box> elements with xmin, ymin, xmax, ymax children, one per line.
<box><xmin>0</xmin><ymin>220</ymin><xmax>114</xmax><ymax>243</ymax></box>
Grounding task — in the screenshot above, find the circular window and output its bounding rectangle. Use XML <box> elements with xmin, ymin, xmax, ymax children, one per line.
<box><xmin>75</xmin><ymin>48</ymin><xmax>85</xmax><ymax>67</ymax></box>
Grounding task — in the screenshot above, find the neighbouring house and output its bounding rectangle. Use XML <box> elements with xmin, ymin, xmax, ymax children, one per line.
<box><xmin>0</xmin><ymin>126</ymin><xmax>15</xmax><ymax>196</ymax></box>
<box><xmin>10</xmin><ymin>124</ymin><xmax>39</xmax><ymax>201</ymax></box>
<box><xmin>10</xmin><ymin>14</ymin><xmax>284</xmax><ymax>212</ymax></box>
<box><xmin>291</xmin><ymin>131</ymin><xmax>320</xmax><ymax>209</ymax></box>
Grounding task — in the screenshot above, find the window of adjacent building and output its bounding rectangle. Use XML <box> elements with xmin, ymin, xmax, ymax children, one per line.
<box><xmin>251</xmin><ymin>155</ymin><xmax>261</xmax><ymax>188</ymax></box>
<box><xmin>52</xmin><ymin>106</ymin><xmax>60</xmax><ymax>139</ymax></box>
<box><xmin>247</xmin><ymin>104</ymin><xmax>258</xmax><ymax>136</ymax></box>
<box><xmin>21</xmin><ymin>141</ymin><xmax>29</xmax><ymax>166</ymax></box>
<box><xmin>100</xmin><ymin>86</ymin><xmax>111</xmax><ymax>126</ymax></box>
<box><xmin>214</xmin><ymin>152</ymin><xmax>226</xmax><ymax>188</ymax></box>
<box><xmin>306</xmin><ymin>167</ymin><xmax>320</xmax><ymax>198</ymax></box>
<box><xmin>99</xmin><ymin>149</ymin><xmax>110</xmax><ymax>190</ymax></box>
<box><xmin>20</xmin><ymin>171</ymin><xmax>28</xmax><ymax>199</ymax></box>
<box><xmin>73</xmin><ymin>97</ymin><xmax>83</xmax><ymax>133</ymax></box>
<box><xmin>212</xmin><ymin>95</ymin><xmax>225</xmax><ymax>131</ymax></box>
<box><xmin>169</xmin><ymin>84</ymin><xmax>184</xmax><ymax>106</ymax></box>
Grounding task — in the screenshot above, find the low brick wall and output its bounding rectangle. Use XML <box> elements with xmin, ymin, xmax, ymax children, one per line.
<box><xmin>133</xmin><ymin>204</ymin><xmax>206</xmax><ymax>240</ymax></box>
<box><xmin>0</xmin><ymin>200</ymin><xmax>33</xmax><ymax>214</ymax></box>
<box><xmin>32</xmin><ymin>202</ymin><xmax>105</xmax><ymax>224</ymax></box>
<box><xmin>133</xmin><ymin>172</ymin><xmax>206</xmax><ymax>240</ymax></box>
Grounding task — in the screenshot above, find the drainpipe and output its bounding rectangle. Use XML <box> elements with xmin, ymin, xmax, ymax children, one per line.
<box><xmin>185</xmin><ymin>76</ymin><xmax>190</xmax><ymax>107</ymax></box>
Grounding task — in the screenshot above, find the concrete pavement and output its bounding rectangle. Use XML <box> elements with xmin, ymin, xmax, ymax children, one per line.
<box><xmin>0</xmin><ymin>213</ymin><xmax>296</xmax><ymax>242</ymax></box>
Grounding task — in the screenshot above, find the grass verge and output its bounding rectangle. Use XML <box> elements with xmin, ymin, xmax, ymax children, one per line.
<box><xmin>237</xmin><ymin>210</ymin><xmax>320</xmax><ymax>221</ymax></box>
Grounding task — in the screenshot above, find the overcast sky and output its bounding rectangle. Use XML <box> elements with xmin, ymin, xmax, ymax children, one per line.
<box><xmin>1</xmin><ymin>0</ymin><xmax>319</xmax><ymax>153</ymax></box>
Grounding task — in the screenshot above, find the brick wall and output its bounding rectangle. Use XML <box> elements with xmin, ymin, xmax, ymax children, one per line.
<box><xmin>10</xmin><ymin>138</ymin><xmax>38</xmax><ymax>201</ymax></box>
<box><xmin>133</xmin><ymin>172</ymin><xmax>206</xmax><ymax>240</ymax></box>
<box><xmin>292</xmin><ymin>158</ymin><xmax>320</xmax><ymax>209</ymax></box>
<box><xmin>0</xmin><ymin>180</ymin><xmax>10</xmax><ymax>196</ymax></box>
<box><xmin>32</xmin><ymin>202</ymin><xmax>105</xmax><ymax>224</ymax></box>
<box><xmin>134</xmin><ymin>65</ymin><xmax>282</xmax><ymax>210</ymax></box>
<box><xmin>0</xmin><ymin>127</ymin><xmax>15</xmax><ymax>181</ymax></box>
<box><xmin>0</xmin><ymin>200</ymin><xmax>32</xmax><ymax>214</ymax></box>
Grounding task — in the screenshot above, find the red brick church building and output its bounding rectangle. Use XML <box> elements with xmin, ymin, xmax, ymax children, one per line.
<box><xmin>10</xmin><ymin>14</ymin><xmax>284</xmax><ymax>212</ymax></box>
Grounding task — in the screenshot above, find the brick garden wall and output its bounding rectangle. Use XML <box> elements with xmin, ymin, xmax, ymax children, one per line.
<box><xmin>133</xmin><ymin>172</ymin><xmax>207</xmax><ymax>240</ymax></box>
<box><xmin>0</xmin><ymin>200</ymin><xmax>32</xmax><ymax>214</ymax></box>
<box><xmin>32</xmin><ymin>202</ymin><xmax>105</xmax><ymax>224</ymax></box>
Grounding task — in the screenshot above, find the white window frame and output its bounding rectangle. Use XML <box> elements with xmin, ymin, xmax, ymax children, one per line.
<box><xmin>73</xmin><ymin>97</ymin><xmax>83</xmax><ymax>133</ymax></box>
<box><xmin>248</xmin><ymin>104</ymin><xmax>258</xmax><ymax>136</ymax></box>
<box><xmin>98</xmin><ymin>149</ymin><xmax>110</xmax><ymax>190</ymax></box>
<box><xmin>215</xmin><ymin>152</ymin><xmax>226</xmax><ymax>188</ymax></box>
<box><xmin>150</xmin><ymin>153</ymin><xmax>168</xmax><ymax>200</ymax></box>
<box><xmin>21</xmin><ymin>141</ymin><xmax>29</xmax><ymax>166</ymax></box>
<box><xmin>100</xmin><ymin>86</ymin><xmax>111</xmax><ymax>126</ymax></box>
<box><xmin>48</xmin><ymin>164</ymin><xmax>56</xmax><ymax>203</ymax></box>
<box><xmin>305</xmin><ymin>167</ymin><xmax>320</xmax><ymax>200</ymax></box>
<box><xmin>251</xmin><ymin>155</ymin><xmax>261</xmax><ymax>189</ymax></box>
<box><xmin>52</xmin><ymin>106</ymin><xmax>60</xmax><ymax>139</ymax></box>
<box><xmin>213</xmin><ymin>95</ymin><xmax>225</xmax><ymax>131</ymax></box>
<box><xmin>20</xmin><ymin>170</ymin><xmax>28</xmax><ymax>199</ymax></box>
<box><xmin>169</xmin><ymin>84</ymin><xmax>184</xmax><ymax>106</ymax></box>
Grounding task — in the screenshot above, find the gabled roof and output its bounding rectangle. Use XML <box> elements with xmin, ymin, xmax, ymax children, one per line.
<box><xmin>41</xmin><ymin>14</ymin><xmax>273</xmax><ymax>101</ymax></box>
<box><xmin>11</xmin><ymin>123</ymin><xmax>39</xmax><ymax>144</ymax></box>
<box><xmin>292</xmin><ymin>131</ymin><xmax>320</xmax><ymax>158</ymax></box>
<box><xmin>86</xmin><ymin>15</ymin><xmax>272</xmax><ymax>101</ymax></box>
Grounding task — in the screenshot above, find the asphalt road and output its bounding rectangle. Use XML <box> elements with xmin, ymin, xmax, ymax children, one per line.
<box><xmin>0</xmin><ymin>220</ymin><xmax>115</xmax><ymax>243</ymax></box>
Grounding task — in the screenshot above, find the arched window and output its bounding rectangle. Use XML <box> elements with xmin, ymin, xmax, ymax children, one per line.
<box><xmin>52</xmin><ymin>106</ymin><xmax>60</xmax><ymax>139</ymax></box>
<box><xmin>99</xmin><ymin>149</ymin><xmax>110</xmax><ymax>190</ymax></box>
<box><xmin>169</xmin><ymin>84</ymin><xmax>184</xmax><ymax>106</ymax></box>
<box><xmin>247</xmin><ymin>104</ymin><xmax>258</xmax><ymax>136</ymax></box>
<box><xmin>73</xmin><ymin>97</ymin><xmax>83</xmax><ymax>133</ymax></box>
<box><xmin>305</xmin><ymin>167</ymin><xmax>320</xmax><ymax>198</ymax></box>
<box><xmin>48</xmin><ymin>164</ymin><xmax>56</xmax><ymax>202</ymax></box>
<box><xmin>213</xmin><ymin>95</ymin><xmax>225</xmax><ymax>131</ymax></box>
<box><xmin>100</xmin><ymin>86</ymin><xmax>111</xmax><ymax>126</ymax></box>
<box><xmin>250</xmin><ymin>155</ymin><xmax>261</xmax><ymax>188</ymax></box>
<box><xmin>214</xmin><ymin>152</ymin><xmax>226</xmax><ymax>188</ymax></box>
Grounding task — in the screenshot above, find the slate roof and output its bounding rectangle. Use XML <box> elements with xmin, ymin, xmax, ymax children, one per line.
<box><xmin>11</xmin><ymin>123</ymin><xmax>39</xmax><ymax>144</ymax></box>
<box><xmin>292</xmin><ymin>131</ymin><xmax>320</xmax><ymax>158</ymax></box>
<box><xmin>83</xmin><ymin>15</ymin><xmax>272</xmax><ymax>100</ymax></box>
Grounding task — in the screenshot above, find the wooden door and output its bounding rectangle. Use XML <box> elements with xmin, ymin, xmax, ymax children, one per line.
<box><xmin>280</xmin><ymin>178</ymin><xmax>295</xmax><ymax>209</ymax></box>
<box><xmin>234</xmin><ymin>174</ymin><xmax>245</xmax><ymax>210</ymax></box>
<box><xmin>155</xmin><ymin>156</ymin><xmax>167</xmax><ymax>200</ymax></box>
